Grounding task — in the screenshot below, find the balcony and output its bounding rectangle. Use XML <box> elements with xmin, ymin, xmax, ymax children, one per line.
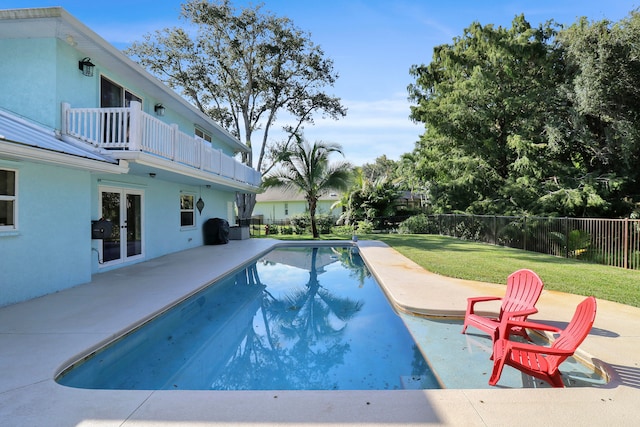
<box><xmin>61</xmin><ymin>102</ymin><xmax>261</xmax><ymax>188</ymax></box>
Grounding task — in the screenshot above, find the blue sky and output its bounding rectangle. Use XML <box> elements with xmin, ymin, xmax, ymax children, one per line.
<box><xmin>1</xmin><ymin>1</ymin><xmax>637</xmax><ymax>166</ymax></box>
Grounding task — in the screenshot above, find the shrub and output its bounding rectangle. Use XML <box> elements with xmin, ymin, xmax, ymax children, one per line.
<box><xmin>356</xmin><ymin>220</ymin><xmax>374</xmax><ymax>234</ymax></box>
<box><xmin>398</xmin><ymin>214</ymin><xmax>436</xmax><ymax>234</ymax></box>
<box><xmin>332</xmin><ymin>225</ymin><xmax>355</xmax><ymax>235</ymax></box>
<box><xmin>290</xmin><ymin>213</ymin><xmax>310</xmax><ymax>234</ymax></box>
<box><xmin>315</xmin><ymin>214</ymin><xmax>337</xmax><ymax>234</ymax></box>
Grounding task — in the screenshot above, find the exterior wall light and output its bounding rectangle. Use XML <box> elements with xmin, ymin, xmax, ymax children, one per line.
<box><xmin>154</xmin><ymin>103</ymin><xmax>166</xmax><ymax>116</ymax></box>
<box><xmin>78</xmin><ymin>57</ymin><xmax>95</xmax><ymax>77</ymax></box>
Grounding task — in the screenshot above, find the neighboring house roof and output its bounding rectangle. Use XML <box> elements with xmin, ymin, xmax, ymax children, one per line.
<box><xmin>256</xmin><ymin>187</ymin><xmax>342</xmax><ymax>202</ymax></box>
<box><xmin>0</xmin><ymin>7</ymin><xmax>248</xmax><ymax>154</ymax></box>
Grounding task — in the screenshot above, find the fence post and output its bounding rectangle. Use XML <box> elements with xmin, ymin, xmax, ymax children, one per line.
<box><xmin>493</xmin><ymin>215</ymin><xmax>497</xmax><ymax>244</ymax></box>
<box><xmin>564</xmin><ymin>217</ymin><xmax>569</xmax><ymax>259</ymax></box>
<box><xmin>523</xmin><ymin>216</ymin><xmax>527</xmax><ymax>251</ymax></box>
<box><xmin>623</xmin><ymin>218</ymin><xmax>629</xmax><ymax>269</ymax></box>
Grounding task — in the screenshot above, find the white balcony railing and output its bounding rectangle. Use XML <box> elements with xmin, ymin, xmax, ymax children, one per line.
<box><xmin>61</xmin><ymin>102</ymin><xmax>261</xmax><ymax>187</ymax></box>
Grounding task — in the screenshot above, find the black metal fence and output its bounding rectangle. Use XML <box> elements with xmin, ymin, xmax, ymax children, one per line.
<box><xmin>245</xmin><ymin>214</ymin><xmax>640</xmax><ymax>270</ymax></box>
<box><xmin>421</xmin><ymin>214</ymin><xmax>640</xmax><ymax>270</ymax></box>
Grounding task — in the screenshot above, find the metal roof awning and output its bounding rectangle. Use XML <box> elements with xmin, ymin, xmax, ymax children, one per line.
<box><xmin>0</xmin><ymin>110</ymin><xmax>116</xmax><ymax>163</ymax></box>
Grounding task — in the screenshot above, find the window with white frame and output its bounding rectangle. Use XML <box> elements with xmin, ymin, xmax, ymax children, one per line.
<box><xmin>195</xmin><ymin>127</ymin><xmax>212</xmax><ymax>142</ymax></box>
<box><xmin>180</xmin><ymin>193</ymin><xmax>195</xmax><ymax>227</ymax></box>
<box><xmin>0</xmin><ymin>169</ymin><xmax>17</xmax><ymax>230</ymax></box>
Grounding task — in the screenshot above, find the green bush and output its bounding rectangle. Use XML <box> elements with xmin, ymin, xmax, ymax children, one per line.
<box><xmin>316</xmin><ymin>214</ymin><xmax>337</xmax><ymax>234</ymax></box>
<box><xmin>398</xmin><ymin>214</ymin><xmax>437</xmax><ymax>234</ymax></box>
<box><xmin>332</xmin><ymin>225</ymin><xmax>355</xmax><ymax>235</ymax></box>
<box><xmin>356</xmin><ymin>220</ymin><xmax>374</xmax><ymax>234</ymax></box>
<box><xmin>289</xmin><ymin>213</ymin><xmax>336</xmax><ymax>234</ymax></box>
<box><xmin>290</xmin><ymin>214</ymin><xmax>310</xmax><ymax>234</ymax></box>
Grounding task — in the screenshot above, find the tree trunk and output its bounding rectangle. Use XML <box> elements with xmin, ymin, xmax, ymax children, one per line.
<box><xmin>309</xmin><ymin>198</ymin><xmax>319</xmax><ymax>238</ymax></box>
<box><xmin>236</xmin><ymin>192</ymin><xmax>257</xmax><ymax>225</ymax></box>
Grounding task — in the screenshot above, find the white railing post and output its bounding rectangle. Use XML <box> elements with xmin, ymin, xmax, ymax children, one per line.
<box><xmin>128</xmin><ymin>101</ymin><xmax>142</xmax><ymax>150</ymax></box>
<box><xmin>171</xmin><ymin>124</ymin><xmax>178</xmax><ymax>160</ymax></box>
<box><xmin>61</xmin><ymin>102</ymin><xmax>70</xmax><ymax>136</ymax></box>
<box><xmin>200</xmin><ymin>140</ymin><xmax>205</xmax><ymax>170</ymax></box>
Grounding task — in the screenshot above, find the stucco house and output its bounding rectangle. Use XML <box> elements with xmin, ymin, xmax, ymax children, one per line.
<box><xmin>0</xmin><ymin>7</ymin><xmax>261</xmax><ymax>307</ymax></box>
<box><xmin>253</xmin><ymin>187</ymin><xmax>342</xmax><ymax>224</ymax></box>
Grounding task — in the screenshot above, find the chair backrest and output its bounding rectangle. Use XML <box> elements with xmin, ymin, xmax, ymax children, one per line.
<box><xmin>548</xmin><ymin>296</ymin><xmax>597</xmax><ymax>370</ymax></box>
<box><xmin>499</xmin><ymin>269</ymin><xmax>544</xmax><ymax>321</ymax></box>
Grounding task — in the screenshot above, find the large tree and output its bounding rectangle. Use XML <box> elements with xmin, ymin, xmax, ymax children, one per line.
<box><xmin>407</xmin><ymin>16</ymin><xmax>585</xmax><ymax>216</ymax></box>
<box><xmin>406</xmin><ymin>11</ymin><xmax>640</xmax><ymax>218</ymax></box>
<box><xmin>125</xmin><ymin>0</ymin><xmax>346</xmax><ymax>221</ymax></box>
<box><xmin>263</xmin><ymin>136</ymin><xmax>352</xmax><ymax>238</ymax></box>
<box><xmin>552</xmin><ymin>11</ymin><xmax>640</xmax><ymax>216</ymax></box>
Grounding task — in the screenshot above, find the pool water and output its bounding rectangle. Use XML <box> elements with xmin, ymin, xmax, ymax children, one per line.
<box><xmin>56</xmin><ymin>246</ymin><xmax>439</xmax><ymax>390</ymax></box>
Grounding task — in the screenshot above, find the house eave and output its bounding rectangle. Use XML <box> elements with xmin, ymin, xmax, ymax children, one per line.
<box><xmin>0</xmin><ymin>140</ymin><xmax>129</xmax><ymax>174</ymax></box>
<box><xmin>113</xmin><ymin>151</ymin><xmax>260</xmax><ymax>193</ymax></box>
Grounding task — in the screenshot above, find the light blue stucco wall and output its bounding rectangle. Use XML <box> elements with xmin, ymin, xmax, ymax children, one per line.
<box><xmin>0</xmin><ymin>159</ymin><xmax>92</xmax><ymax>307</ymax></box>
<box><xmin>0</xmin><ymin>33</ymin><xmax>246</xmax><ymax>306</ymax></box>
<box><xmin>0</xmin><ymin>36</ymin><xmax>237</xmax><ymax>156</ymax></box>
<box><xmin>0</xmin><ymin>38</ymin><xmax>58</xmax><ymax>127</ymax></box>
<box><xmin>90</xmin><ymin>174</ymin><xmax>235</xmax><ymax>274</ymax></box>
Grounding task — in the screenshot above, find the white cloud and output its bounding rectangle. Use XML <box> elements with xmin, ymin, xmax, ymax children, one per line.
<box><xmin>267</xmin><ymin>94</ymin><xmax>423</xmax><ymax>166</ymax></box>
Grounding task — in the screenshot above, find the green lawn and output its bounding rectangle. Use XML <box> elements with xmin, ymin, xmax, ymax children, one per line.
<box><xmin>263</xmin><ymin>233</ymin><xmax>640</xmax><ymax>308</ymax></box>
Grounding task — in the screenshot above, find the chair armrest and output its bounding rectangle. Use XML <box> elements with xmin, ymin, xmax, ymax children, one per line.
<box><xmin>501</xmin><ymin>339</ymin><xmax>574</xmax><ymax>356</ymax></box>
<box><xmin>466</xmin><ymin>296</ymin><xmax>502</xmax><ymax>314</ymax></box>
<box><xmin>467</xmin><ymin>296</ymin><xmax>501</xmax><ymax>303</ymax></box>
<box><xmin>498</xmin><ymin>318</ymin><xmax>561</xmax><ymax>340</ymax></box>
<box><xmin>503</xmin><ymin>307</ymin><xmax>538</xmax><ymax>319</ymax></box>
<box><xmin>503</xmin><ymin>319</ymin><xmax>562</xmax><ymax>332</ymax></box>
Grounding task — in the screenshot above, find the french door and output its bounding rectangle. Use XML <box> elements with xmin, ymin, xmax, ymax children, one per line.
<box><xmin>99</xmin><ymin>186</ymin><xmax>144</xmax><ymax>266</ymax></box>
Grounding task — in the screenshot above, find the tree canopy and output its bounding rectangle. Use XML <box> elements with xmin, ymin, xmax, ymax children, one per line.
<box><xmin>405</xmin><ymin>11</ymin><xmax>640</xmax><ymax>218</ymax></box>
<box><xmin>263</xmin><ymin>136</ymin><xmax>352</xmax><ymax>238</ymax></box>
<box><xmin>125</xmin><ymin>0</ymin><xmax>345</xmax><ymax>220</ymax></box>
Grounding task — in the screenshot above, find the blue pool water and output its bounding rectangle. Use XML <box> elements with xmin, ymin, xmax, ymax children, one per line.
<box><xmin>56</xmin><ymin>246</ymin><xmax>439</xmax><ymax>390</ymax></box>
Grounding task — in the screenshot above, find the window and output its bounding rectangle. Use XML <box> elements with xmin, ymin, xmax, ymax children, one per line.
<box><xmin>180</xmin><ymin>194</ymin><xmax>195</xmax><ymax>227</ymax></box>
<box><xmin>0</xmin><ymin>169</ymin><xmax>17</xmax><ymax>230</ymax></box>
<box><xmin>195</xmin><ymin>128</ymin><xmax>212</xmax><ymax>142</ymax></box>
<box><xmin>100</xmin><ymin>76</ymin><xmax>142</xmax><ymax>108</ymax></box>
<box><xmin>284</xmin><ymin>203</ymin><xmax>289</xmax><ymax>216</ymax></box>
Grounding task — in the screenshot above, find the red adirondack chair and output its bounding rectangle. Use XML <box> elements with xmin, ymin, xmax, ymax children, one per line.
<box><xmin>462</xmin><ymin>269</ymin><xmax>544</xmax><ymax>340</ymax></box>
<box><xmin>488</xmin><ymin>296</ymin><xmax>597</xmax><ymax>387</ymax></box>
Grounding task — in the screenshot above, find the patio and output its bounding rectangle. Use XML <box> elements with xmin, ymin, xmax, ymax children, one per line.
<box><xmin>1</xmin><ymin>238</ymin><xmax>639</xmax><ymax>426</ymax></box>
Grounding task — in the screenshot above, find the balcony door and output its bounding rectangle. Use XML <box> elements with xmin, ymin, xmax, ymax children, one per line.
<box><xmin>99</xmin><ymin>186</ymin><xmax>144</xmax><ymax>266</ymax></box>
<box><xmin>101</xmin><ymin>76</ymin><xmax>142</xmax><ymax>107</ymax></box>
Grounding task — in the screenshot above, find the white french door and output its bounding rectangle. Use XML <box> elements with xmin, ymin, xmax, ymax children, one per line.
<box><xmin>99</xmin><ymin>186</ymin><xmax>144</xmax><ymax>266</ymax></box>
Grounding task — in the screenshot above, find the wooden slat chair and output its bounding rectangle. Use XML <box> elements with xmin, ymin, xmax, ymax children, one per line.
<box><xmin>462</xmin><ymin>269</ymin><xmax>544</xmax><ymax>341</ymax></box>
<box><xmin>488</xmin><ymin>296</ymin><xmax>597</xmax><ymax>387</ymax></box>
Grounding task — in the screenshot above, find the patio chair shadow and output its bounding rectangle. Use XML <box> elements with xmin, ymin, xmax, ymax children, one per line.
<box><xmin>592</xmin><ymin>359</ymin><xmax>640</xmax><ymax>389</ymax></box>
<box><xmin>527</xmin><ymin>319</ymin><xmax>619</xmax><ymax>338</ymax></box>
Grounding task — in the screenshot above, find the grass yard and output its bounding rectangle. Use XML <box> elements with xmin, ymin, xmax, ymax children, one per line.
<box><xmin>267</xmin><ymin>233</ymin><xmax>640</xmax><ymax>308</ymax></box>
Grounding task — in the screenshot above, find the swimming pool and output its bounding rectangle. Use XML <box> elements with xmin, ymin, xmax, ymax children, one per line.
<box><xmin>56</xmin><ymin>245</ymin><xmax>439</xmax><ymax>390</ymax></box>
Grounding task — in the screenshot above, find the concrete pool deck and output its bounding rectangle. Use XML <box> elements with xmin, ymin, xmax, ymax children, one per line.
<box><xmin>0</xmin><ymin>238</ymin><xmax>639</xmax><ymax>426</ymax></box>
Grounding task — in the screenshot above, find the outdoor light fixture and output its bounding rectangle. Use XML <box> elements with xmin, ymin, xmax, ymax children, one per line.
<box><xmin>78</xmin><ymin>57</ymin><xmax>95</xmax><ymax>77</ymax></box>
<box><xmin>154</xmin><ymin>103</ymin><xmax>166</xmax><ymax>116</ymax></box>
<box><xmin>196</xmin><ymin>197</ymin><xmax>205</xmax><ymax>214</ymax></box>
<box><xmin>149</xmin><ymin>173</ymin><xmax>156</xmax><ymax>178</ymax></box>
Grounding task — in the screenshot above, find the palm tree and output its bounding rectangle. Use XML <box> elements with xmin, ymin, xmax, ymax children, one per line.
<box><xmin>263</xmin><ymin>135</ymin><xmax>352</xmax><ymax>238</ymax></box>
